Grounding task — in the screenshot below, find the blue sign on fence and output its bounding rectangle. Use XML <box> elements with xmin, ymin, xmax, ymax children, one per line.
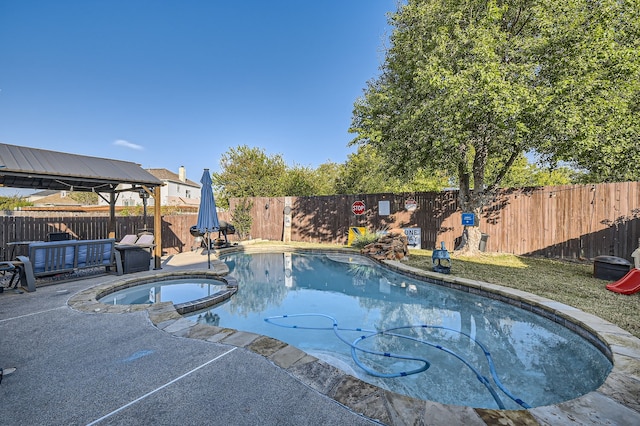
<box><xmin>461</xmin><ymin>212</ymin><xmax>475</xmax><ymax>226</ymax></box>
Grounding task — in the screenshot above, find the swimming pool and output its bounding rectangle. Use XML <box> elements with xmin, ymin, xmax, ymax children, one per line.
<box><xmin>178</xmin><ymin>251</ymin><xmax>612</xmax><ymax>410</ymax></box>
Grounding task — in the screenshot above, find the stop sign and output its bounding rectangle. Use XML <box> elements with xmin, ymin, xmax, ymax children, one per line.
<box><xmin>352</xmin><ymin>200</ymin><xmax>366</xmax><ymax>215</ymax></box>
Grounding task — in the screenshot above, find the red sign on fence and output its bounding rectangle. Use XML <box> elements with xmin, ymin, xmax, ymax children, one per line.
<box><xmin>352</xmin><ymin>200</ymin><xmax>366</xmax><ymax>215</ymax></box>
<box><xmin>405</xmin><ymin>197</ymin><xmax>417</xmax><ymax>211</ymax></box>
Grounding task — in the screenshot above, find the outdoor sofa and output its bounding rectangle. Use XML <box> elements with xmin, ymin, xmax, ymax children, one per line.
<box><xmin>16</xmin><ymin>239</ymin><xmax>122</xmax><ymax>292</ymax></box>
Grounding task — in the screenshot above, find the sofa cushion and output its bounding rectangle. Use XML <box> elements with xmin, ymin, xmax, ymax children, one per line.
<box><xmin>30</xmin><ymin>242</ymin><xmax>76</xmax><ymax>273</ymax></box>
<box><xmin>77</xmin><ymin>239</ymin><xmax>114</xmax><ymax>267</ymax></box>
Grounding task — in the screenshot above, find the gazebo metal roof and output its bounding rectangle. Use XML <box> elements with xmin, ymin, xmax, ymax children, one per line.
<box><xmin>0</xmin><ymin>143</ymin><xmax>162</xmax><ymax>192</ymax></box>
<box><xmin>0</xmin><ymin>143</ymin><xmax>165</xmax><ymax>269</ymax></box>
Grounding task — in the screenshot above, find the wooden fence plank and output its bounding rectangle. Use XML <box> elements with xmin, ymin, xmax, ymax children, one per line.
<box><xmin>229</xmin><ymin>182</ymin><xmax>640</xmax><ymax>261</ymax></box>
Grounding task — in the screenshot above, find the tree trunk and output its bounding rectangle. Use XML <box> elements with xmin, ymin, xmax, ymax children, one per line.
<box><xmin>456</xmin><ymin>226</ymin><xmax>482</xmax><ymax>255</ymax></box>
<box><xmin>455</xmin><ymin>204</ymin><xmax>484</xmax><ymax>255</ymax></box>
<box><xmin>456</xmin><ymin>157</ymin><xmax>489</xmax><ymax>255</ymax></box>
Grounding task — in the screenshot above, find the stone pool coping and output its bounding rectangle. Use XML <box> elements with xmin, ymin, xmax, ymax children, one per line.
<box><xmin>69</xmin><ymin>246</ymin><xmax>640</xmax><ymax>425</ymax></box>
<box><xmin>92</xmin><ymin>270</ymin><xmax>238</xmax><ymax>315</ymax></box>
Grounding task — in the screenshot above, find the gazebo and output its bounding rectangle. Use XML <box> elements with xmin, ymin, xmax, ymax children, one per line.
<box><xmin>0</xmin><ymin>143</ymin><xmax>165</xmax><ymax>269</ymax></box>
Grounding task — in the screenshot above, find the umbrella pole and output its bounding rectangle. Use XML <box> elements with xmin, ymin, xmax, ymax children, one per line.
<box><xmin>207</xmin><ymin>232</ymin><xmax>211</xmax><ymax>269</ymax></box>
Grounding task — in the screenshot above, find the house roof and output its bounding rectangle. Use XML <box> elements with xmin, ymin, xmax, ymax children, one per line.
<box><xmin>146</xmin><ymin>168</ymin><xmax>200</xmax><ymax>187</ymax></box>
<box><xmin>30</xmin><ymin>192</ymin><xmax>82</xmax><ymax>206</ymax></box>
<box><xmin>0</xmin><ymin>143</ymin><xmax>163</xmax><ymax>192</ymax></box>
<box><xmin>29</xmin><ymin>190</ymin><xmax>59</xmax><ymax>198</ymax></box>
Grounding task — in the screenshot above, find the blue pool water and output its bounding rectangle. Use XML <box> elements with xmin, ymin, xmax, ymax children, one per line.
<box><xmin>99</xmin><ymin>278</ymin><xmax>228</xmax><ymax>305</ymax></box>
<box><xmin>108</xmin><ymin>251</ymin><xmax>612</xmax><ymax>409</ymax></box>
<box><xmin>192</xmin><ymin>252</ymin><xmax>612</xmax><ymax>409</ymax></box>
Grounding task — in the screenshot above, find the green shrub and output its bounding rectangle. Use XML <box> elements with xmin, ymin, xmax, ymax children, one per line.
<box><xmin>0</xmin><ymin>195</ymin><xmax>32</xmax><ymax>210</ymax></box>
<box><xmin>232</xmin><ymin>198</ymin><xmax>254</xmax><ymax>240</ymax></box>
<box><xmin>351</xmin><ymin>229</ymin><xmax>379</xmax><ymax>249</ymax></box>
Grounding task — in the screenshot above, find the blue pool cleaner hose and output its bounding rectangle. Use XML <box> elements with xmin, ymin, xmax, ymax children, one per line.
<box><xmin>264</xmin><ymin>313</ymin><xmax>530</xmax><ymax>410</ymax></box>
<box><xmin>265</xmin><ymin>313</ymin><xmax>430</xmax><ymax>378</ymax></box>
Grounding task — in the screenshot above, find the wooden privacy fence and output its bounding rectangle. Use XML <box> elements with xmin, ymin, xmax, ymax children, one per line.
<box><xmin>2</xmin><ymin>182</ymin><xmax>639</xmax><ymax>262</ymax></box>
<box><xmin>0</xmin><ymin>211</ymin><xmax>231</xmax><ymax>260</ymax></box>
<box><xmin>230</xmin><ymin>182</ymin><xmax>640</xmax><ymax>261</ymax></box>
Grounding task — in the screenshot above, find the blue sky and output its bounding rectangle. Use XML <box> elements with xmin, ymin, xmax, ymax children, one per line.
<box><xmin>0</xmin><ymin>1</ymin><xmax>397</xmax><ymax>193</ymax></box>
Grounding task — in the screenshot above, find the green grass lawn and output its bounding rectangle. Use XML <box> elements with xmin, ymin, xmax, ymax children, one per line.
<box><xmin>403</xmin><ymin>250</ymin><xmax>640</xmax><ymax>339</ymax></box>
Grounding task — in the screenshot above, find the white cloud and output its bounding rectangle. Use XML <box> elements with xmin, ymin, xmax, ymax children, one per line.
<box><xmin>113</xmin><ymin>139</ymin><xmax>144</xmax><ymax>150</ymax></box>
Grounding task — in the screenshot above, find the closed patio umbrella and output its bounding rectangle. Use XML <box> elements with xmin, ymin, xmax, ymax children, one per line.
<box><xmin>195</xmin><ymin>169</ymin><xmax>220</xmax><ymax>269</ymax></box>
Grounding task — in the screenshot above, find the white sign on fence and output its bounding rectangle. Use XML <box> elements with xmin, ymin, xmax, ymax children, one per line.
<box><xmin>378</xmin><ymin>200</ymin><xmax>390</xmax><ymax>216</ymax></box>
<box><xmin>403</xmin><ymin>227</ymin><xmax>421</xmax><ymax>250</ymax></box>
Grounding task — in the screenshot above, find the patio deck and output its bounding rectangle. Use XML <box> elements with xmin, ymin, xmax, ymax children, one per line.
<box><xmin>1</xmin><ymin>247</ymin><xmax>639</xmax><ymax>425</ymax></box>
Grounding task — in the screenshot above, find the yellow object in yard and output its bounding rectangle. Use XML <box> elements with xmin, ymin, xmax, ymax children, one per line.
<box><xmin>347</xmin><ymin>227</ymin><xmax>366</xmax><ymax>246</ymax></box>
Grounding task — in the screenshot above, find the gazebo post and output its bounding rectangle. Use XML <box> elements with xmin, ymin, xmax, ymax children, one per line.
<box><xmin>153</xmin><ymin>186</ymin><xmax>162</xmax><ymax>270</ymax></box>
<box><xmin>108</xmin><ymin>192</ymin><xmax>116</xmax><ymax>239</ymax></box>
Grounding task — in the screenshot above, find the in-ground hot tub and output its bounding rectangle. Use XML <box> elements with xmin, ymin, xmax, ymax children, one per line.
<box><xmin>97</xmin><ymin>273</ymin><xmax>238</xmax><ymax>314</ymax></box>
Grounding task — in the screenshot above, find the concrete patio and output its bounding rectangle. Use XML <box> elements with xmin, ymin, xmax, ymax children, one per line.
<box><xmin>1</xmin><ymin>248</ymin><xmax>639</xmax><ymax>425</ymax></box>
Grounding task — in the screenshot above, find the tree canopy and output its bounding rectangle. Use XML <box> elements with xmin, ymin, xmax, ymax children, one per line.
<box><xmin>334</xmin><ymin>144</ymin><xmax>450</xmax><ymax>194</ymax></box>
<box><xmin>350</xmin><ymin>0</ymin><xmax>640</xmax><ymax>211</ymax></box>
<box><xmin>0</xmin><ymin>195</ymin><xmax>31</xmax><ymax>211</ymax></box>
<box><xmin>213</xmin><ymin>143</ymin><xmax>454</xmax><ymax>205</ymax></box>
<box><xmin>533</xmin><ymin>0</ymin><xmax>640</xmax><ymax>182</ymax></box>
<box><xmin>213</xmin><ymin>143</ymin><xmax>573</xmax><ymax>208</ymax></box>
<box><xmin>212</xmin><ymin>145</ymin><xmax>287</xmax><ymax>207</ymax></box>
<box><xmin>212</xmin><ymin>146</ymin><xmax>341</xmax><ymax>206</ymax></box>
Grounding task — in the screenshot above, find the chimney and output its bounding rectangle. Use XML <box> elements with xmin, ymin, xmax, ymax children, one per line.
<box><xmin>178</xmin><ymin>166</ymin><xmax>186</xmax><ymax>182</ymax></box>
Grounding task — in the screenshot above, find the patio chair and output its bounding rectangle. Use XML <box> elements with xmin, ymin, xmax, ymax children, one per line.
<box><xmin>135</xmin><ymin>234</ymin><xmax>154</xmax><ymax>246</ymax></box>
<box><xmin>118</xmin><ymin>234</ymin><xmax>138</xmax><ymax>245</ymax></box>
<box><xmin>0</xmin><ymin>261</ymin><xmax>22</xmax><ymax>290</ymax></box>
<box><xmin>134</xmin><ymin>234</ymin><xmax>155</xmax><ymax>257</ymax></box>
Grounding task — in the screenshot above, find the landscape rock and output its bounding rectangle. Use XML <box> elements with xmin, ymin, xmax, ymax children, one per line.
<box><xmin>360</xmin><ymin>232</ymin><xmax>408</xmax><ymax>261</ymax></box>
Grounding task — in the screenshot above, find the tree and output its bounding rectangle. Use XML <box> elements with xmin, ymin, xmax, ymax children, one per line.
<box><xmin>212</xmin><ymin>145</ymin><xmax>288</xmax><ymax>207</ymax></box>
<box><xmin>69</xmin><ymin>191</ymin><xmax>99</xmax><ymax>205</ymax></box>
<box><xmin>533</xmin><ymin>0</ymin><xmax>640</xmax><ymax>182</ymax></box>
<box><xmin>282</xmin><ymin>164</ymin><xmax>323</xmax><ymax>196</ymax></box>
<box><xmin>486</xmin><ymin>155</ymin><xmax>577</xmax><ymax>188</ymax></box>
<box><xmin>0</xmin><ymin>195</ymin><xmax>32</xmax><ymax>210</ymax></box>
<box><xmin>312</xmin><ymin>161</ymin><xmax>343</xmax><ymax>196</ymax></box>
<box><xmin>335</xmin><ymin>145</ymin><xmax>449</xmax><ymax>194</ymax></box>
<box><xmin>335</xmin><ymin>145</ymin><xmax>398</xmax><ymax>194</ymax></box>
<box><xmin>350</xmin><ymin>0</ymin><xmax>640</xmax><ymax>253</ymax></box>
